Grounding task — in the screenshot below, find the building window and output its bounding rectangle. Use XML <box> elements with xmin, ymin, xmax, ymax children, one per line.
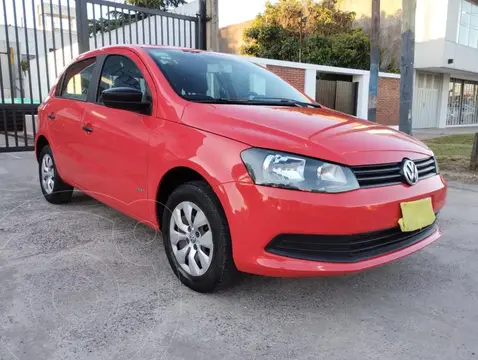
<box><xmin>447</xmin><ymin>78</ymin><xmax>478</xmax><ymax>126</ymax></box>
<box><xmin>458</xmin><ymin>0</ymin><xmax>478</xmax><ymax>48</ymax></box>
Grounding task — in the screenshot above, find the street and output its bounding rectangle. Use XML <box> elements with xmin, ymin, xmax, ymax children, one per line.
<box><xmin>0</xmin><ymin>152</ymin><xmax>477</xmax><ymax>360</ymax></box>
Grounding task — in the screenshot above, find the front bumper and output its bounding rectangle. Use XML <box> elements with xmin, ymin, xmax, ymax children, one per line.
<box><xmin>218</xmin><ymin>175</ymin><xmax>447</xmax><ymax>277</ymax></box>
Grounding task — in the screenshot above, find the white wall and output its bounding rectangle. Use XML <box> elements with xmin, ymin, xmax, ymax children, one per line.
<box><xmin>242</xmin><ymin>56</ymin><xmax>402</xmax><ymax>121</ymax></box>
<box><xmin>443</xmin><ymin>41</ymin><xmax>478</xmax><ymax>73</ymax></box>
<box><xmin>0</xmin><ymin>26</ymin><xmax>76</xmax><ymax>58</ymax></box>
<box><xmin>415</xmin><ymin>0</ymin><xmax>449</xmax><ymax>70</ymax></box>
<box><xmin>0</xmin><ymin>26</ymin><xmax>77</xmax><ymax>102</ymax></box>
<box><xmin>29</xmin><ymin>42</ymin><xmax>80</xmax><ymax>102</ymax></box>
<box><xmin>438</xmin><ymin>73</ymin><xmax>451</xmax><ymax>128</ymax></box>
<box><xmin>415</xmin><ymin>0</ymin><xmax>478</xmax><ymax>74</ymax></box>
<box><xmin>171</xmin><ymin>0</ymin><xmax>199</xmax><ymax>16</ymax></box>
<box><xmin>86</xmin><ymin>0</ymin><xmax>199</xmax><ymax>49</ymax></box>
<box><xmin>353</xmin><ymin>73</ymin><xmax>370</xmax><ymax>121</ymax></box>
<box><xmin>415</xmin><ymin>39</ymin><xmax>447</xmax><ymax>69</ymax></box>
<box><xmin>416</xmin><ymin>0</ymin><xmax>449</xmax><ymax>42</ymax></box>
<box><xmin>445</xmin><ymin>0</ymin><xmax>461</xmax><ymax>42</ymax></box>
<box><xmin>28</xmin><ymin>12</ymin><xmax>198</xmax><ymax>103</ymax></box>
<box><xmin>20</xmin><ymin>2</ymin><xmax>200</xmax><ymax>103</ymax></box>
<box><xmin>88</xmin><ymin>14</ymin><xmax>197</xmax><ymax>49</ymax></box>
<box><xmin>0</xmin><ymin>0</ymin><xmax>200</xmax><ymax>103</ymax></box>
<box><xmin>304</xmin><ymin>69</ymin><xmax>316</xmax><ymax>99</ymax></box>
<box><xmin>416</xmin><ymin>38</ymin><xmax>478</xmax><ymax>74</ymax></box>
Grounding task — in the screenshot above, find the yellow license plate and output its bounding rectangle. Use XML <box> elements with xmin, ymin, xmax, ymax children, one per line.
<box><xmin>398</xmin><ymin>197</ymin><xmax>436</xmax><ymax>232</ymax></box>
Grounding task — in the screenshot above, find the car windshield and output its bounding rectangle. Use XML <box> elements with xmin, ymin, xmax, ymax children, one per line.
<box><xmin>146</xmin><ymin>48</ymin><xmax>312</xmax><ymax>105</ymax></box>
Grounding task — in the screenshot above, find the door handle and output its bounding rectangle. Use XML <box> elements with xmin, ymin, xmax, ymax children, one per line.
<box><xmin>82</xmin><ymin>125</ymin><xmax>93</xmax><ymax>133</ymax></box>
<box><xmin>48</xmin><ymin>113</ymin><xmax>55</xmax><ymax>120</ymax></box>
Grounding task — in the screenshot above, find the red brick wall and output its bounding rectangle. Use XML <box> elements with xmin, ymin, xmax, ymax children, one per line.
<box><xmin>377</xmin><ymin>77</ymin><xmax>400</xmax><ymax>126</ymax></box>
<box><xmin>266</xmin><ymin>65</ymin><xmax>305</xmax><ymax>93</ymax></box>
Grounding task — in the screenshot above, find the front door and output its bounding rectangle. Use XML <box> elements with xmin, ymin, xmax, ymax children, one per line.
<box><xmin>413</xmin><ymin>72</ymin><xmax>442</xmax><ymax>129</ymax></box>
<box><xmin>80</xmin><ymin>50</ymin><xmax>154</xmax><ymax>220</ymax></box>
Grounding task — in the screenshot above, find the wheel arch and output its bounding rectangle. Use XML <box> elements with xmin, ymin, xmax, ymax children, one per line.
<box><xmin>35</xmin><ymin>135</ymin><xmax>49</xmax><ymax>162</ymax></box>
<box><xmin>155</xmin><ymin>166</ymin><xmax>224</xmax><ymax>230</ymax></box>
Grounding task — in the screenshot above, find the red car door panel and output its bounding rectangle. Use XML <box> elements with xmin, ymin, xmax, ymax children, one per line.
<box><xmin>48</xmin><ymin>57</ymin><xmax>97</xmax><ymax>185</ymax></box>
<box><xmin>81</xmin><ymin>104</ymin><xmax>152</xmax><ymax>219</ymax></box>
<box><xmin>79</xmin><ymin>50</ymin><xmax>154</xmax><ymax>220</ymax></box>
<box><xmin>47</xmin><ymin>98</ymin><xmax>85</xmax><ymax>183</ymax></box>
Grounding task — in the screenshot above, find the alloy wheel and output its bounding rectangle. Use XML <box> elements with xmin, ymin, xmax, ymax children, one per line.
<box><xmin>169</xmin><ymin>201</ymin><xmax>214</xmax><ymax>276</ymax></box>
<box><xmin>41</xmin><ymin>154</ymin><xmax>55</xmax><ymax>194</ymax></box>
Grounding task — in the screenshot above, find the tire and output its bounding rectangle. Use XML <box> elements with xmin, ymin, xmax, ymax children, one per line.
<box><xmin>162</xmin><ymin>181</ymin><xmax>238</xmax><ymax>293</ymax></box>
<box><xmin>38</xmin><ymin>145</ymin><xmax>73</xmax><ymax>204</ymax></box>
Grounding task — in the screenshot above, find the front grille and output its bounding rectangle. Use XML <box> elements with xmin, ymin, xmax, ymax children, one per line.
<box><xmin>351</xmin><ymin>157</ymin><xmax>437</xmax><ymax>188</ymax></box>
<box><xmin>265</xmin><ymin>223</ymin><xmax>437</xmax><ymax>263</ymax></box>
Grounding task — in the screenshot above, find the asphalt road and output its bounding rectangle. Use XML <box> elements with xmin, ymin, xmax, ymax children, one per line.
<box><xmin>0</xmin><ymin>152</ymin><xmax>477</xmax><ymax>360</ymax></box>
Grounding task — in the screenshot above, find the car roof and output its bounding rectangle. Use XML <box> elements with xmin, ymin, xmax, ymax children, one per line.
<box><xmin>76</xmin><ymin>45</ymin><xmax>228</xmax><ymax>60</ymax></box>
<box><xmin>70</xmin><ymin>45</ymin><xmax>244</xmax><ymax>72</ymax></box>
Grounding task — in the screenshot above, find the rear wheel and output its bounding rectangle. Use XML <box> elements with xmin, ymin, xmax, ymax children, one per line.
<box><xmin>38</xmin><ymin>145</ymin><xmax>73</xmax><ymax>204</ymax></box>
<box><xmin>162</xmin><ymin>181</ymin><xmax>237</xmax><ymax>293</ymax></box>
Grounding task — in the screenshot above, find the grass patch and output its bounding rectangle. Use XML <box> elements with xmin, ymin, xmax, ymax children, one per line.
<box><xmin>424</xmin><ymin>134</ymin><xmax>476</xmax><ymax>173</ymax></box>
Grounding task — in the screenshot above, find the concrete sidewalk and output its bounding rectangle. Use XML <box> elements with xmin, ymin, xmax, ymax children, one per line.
<box><xmin>413</xmin><ymin>126</ymin><xmax>478</xmax><ymax>140</ymax></box>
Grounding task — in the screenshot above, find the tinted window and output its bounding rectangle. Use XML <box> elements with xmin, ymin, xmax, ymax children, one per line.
<box><xmin>97</xmin><ymin>55</ymin><xmax>151</xmax><ymax>103</ymax></box>
<box><xmin>61</xmin><ymin>58</ymin><xmax>96</xmax><ymax>101</ymax></box>
<box><xmin>147</xmin><ymin>49</ymin><xmax>311</xmax><ymax>104</ymax></box>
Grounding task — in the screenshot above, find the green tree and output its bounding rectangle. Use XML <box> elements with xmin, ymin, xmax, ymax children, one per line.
<box><xmin>241</xmin><ymin>0</ymin><xmax>370</xmax><ymax>69</ymax></box>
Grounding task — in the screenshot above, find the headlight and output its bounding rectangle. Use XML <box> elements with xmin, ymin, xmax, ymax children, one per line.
<box><xmin>241</xmin><ymin>148</ymin><xmax>359</xmax><ymax>193</ymax></box>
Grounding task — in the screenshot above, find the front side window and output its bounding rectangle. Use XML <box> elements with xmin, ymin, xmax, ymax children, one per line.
<box><xmin>97</xmin><ymin>55</ymin><xmax>151</xmax><ymax>104</ymax></box>
<box><xmin>61</xmin><ymin>57</ymin><xmax>96</xmax><ymax>101</ymax></box>
<box><xmin>147</xmin><ymin>49</ymin><xmax>311</xmax><ymax>104</ymax></box>
<box><xmin>458</xmin><ymin>0</ymin><xmax>478</xmax><ymax>49</ymax></box>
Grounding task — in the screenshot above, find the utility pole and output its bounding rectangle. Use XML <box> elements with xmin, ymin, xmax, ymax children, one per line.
<box><xmin>206</xmin><ymin>0</ymin><xmax>219</xmax><ymax>51</ymax></box>
<box><xmin>368</xmin><ymin>0</ymin><xmax>380</xmax><ymax>122</ymax></box>
<box><xmin>198</xmin><ymin>0</ymin><xmax>207</xmax><ymax>50</ymax></box>
<box><xmin>399</xmin><ymin>0</ymin><xmax>416</xmax><ymax>135</ymax></box>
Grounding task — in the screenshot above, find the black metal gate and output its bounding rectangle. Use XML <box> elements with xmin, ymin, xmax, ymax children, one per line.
<box><xmin>0</xmin><ymin>0</ymin><xmax>203</xmax><ymax>152</ymax></box>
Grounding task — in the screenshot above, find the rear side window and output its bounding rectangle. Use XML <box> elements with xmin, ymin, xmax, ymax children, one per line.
<box><xmin>60</xmin><ymin>58</ymin><xmax>96</xmax><ymax>101</ymax></box>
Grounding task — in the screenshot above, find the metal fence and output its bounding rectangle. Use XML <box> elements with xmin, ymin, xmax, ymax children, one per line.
<box><xmin>0</xmin><ymin>0</ymin><xmax>202</xmax><ymax>152</ymax></box>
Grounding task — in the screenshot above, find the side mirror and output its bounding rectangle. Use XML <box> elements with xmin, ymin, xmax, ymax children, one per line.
<box><xmin>102</xmin><ymin>87</ymin><xmax>151</xmax><ymax>113</ymax></box>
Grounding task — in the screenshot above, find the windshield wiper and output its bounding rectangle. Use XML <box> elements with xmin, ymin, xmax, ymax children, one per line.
<box><xmin>250</xmin><ymin>97</ymin><xmax>321</xmax><ymax>108</ymax></box>
<box><xmin>189</xmin><ymin>98</ymin><xmax>297</xmax><ymax>106</ymax></box>
<box><xmin>189</xmin><ymin>97</ymin><xmax>321</xmax><ymax>108</ymax></box>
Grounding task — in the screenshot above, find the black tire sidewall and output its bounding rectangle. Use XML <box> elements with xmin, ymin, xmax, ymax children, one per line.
<box><xmin>162</xmin><ymin>182</ymin><xmax>232</xmax><ymax>292</ymax></box>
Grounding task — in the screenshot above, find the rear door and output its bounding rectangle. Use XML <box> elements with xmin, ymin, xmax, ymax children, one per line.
<box><xmin>48</xmin><ymin>57</ymin><xmax>97</xmax><ymax>185</ymax></box>
<box><xmin>80</xmin><ymin>50</ymin><xmax>154</xmax><ymax>219</ymax></box>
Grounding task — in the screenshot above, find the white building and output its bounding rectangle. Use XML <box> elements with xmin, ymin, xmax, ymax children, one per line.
<box><xmin>0</xmin><ymin>25</ymin><xmax>77</xmax><ymax>102</ymax></box>
<box><xmin>339</xmin><ymin>0</ymin><xmax>478</xmax><ymax>129</ymax></box>
<box><xmin>37</xmin><ymin>3</ymin><xmax>77</xmax><ymax>31</ymax></box>
<box><xmin>1</xmin><ymin>0</ymin><xmax>200</xmax><ymax>103</ymax></box>
<box><xmin>415</xmin><ymin>0</ymin><xmax>478</xmax><ymax>128</ymax></box>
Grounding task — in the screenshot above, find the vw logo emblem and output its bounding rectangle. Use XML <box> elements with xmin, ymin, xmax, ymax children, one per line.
<box><xmin>402</xmin><ymin>159</ymin><xmax>419</xmax><ymax>185</ymax></box>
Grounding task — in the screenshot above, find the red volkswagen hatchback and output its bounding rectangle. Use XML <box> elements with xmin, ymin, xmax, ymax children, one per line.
<box><xmin>35</xmin><ymin>45</ymin><xmax>447</xmax><ymax>292</ymax></box>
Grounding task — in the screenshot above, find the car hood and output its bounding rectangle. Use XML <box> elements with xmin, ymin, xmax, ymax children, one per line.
<box><xmin>181</xmin><ymin>103</ymin><xmax>433</xmax><ymax>166</ymax></box>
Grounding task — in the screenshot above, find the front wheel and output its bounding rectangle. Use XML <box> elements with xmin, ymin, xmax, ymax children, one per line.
<box><xmin>38</xmin><ymin>145</ymin><xmax>73</xmax><ymax>204</ymax></box>
<box><xmin>162</xmin><ymin>181</ymin><xmax>237</xmax><ymax>293</ymax></box>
